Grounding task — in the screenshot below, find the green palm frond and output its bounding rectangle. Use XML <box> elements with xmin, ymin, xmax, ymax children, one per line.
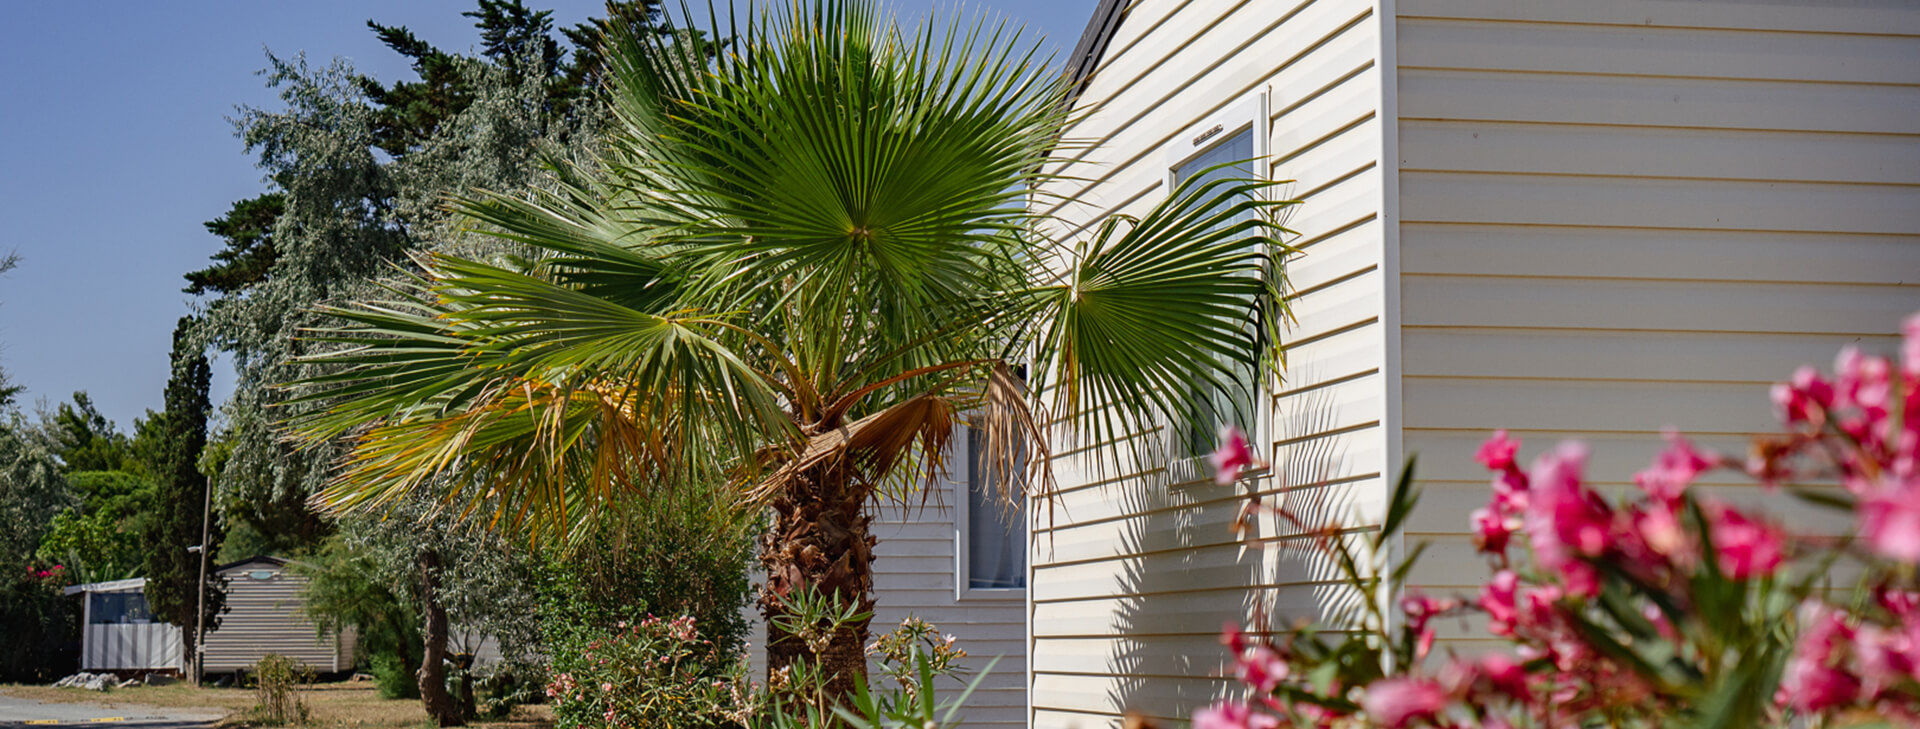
<box><xmin>282</xmin><ymin>0</ymin><xmax>1299</xmax><ymax>545</ymax></box>
<box><xmin>1032</xmin><ymin>164</ymin><xmax>1299</xmax><ymax>464</ymax></box>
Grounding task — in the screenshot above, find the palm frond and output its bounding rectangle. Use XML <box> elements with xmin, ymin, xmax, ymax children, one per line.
<box><xmin>1031</xmin><ymin>165</ymin><xmax>1299</xmax><ymax>471</ymax></box>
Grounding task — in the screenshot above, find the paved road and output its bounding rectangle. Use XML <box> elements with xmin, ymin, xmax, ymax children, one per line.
<box><xmin>0</xmin><ymin>693</ymin><xmax>221</xmax><ymax>729</ymax></box>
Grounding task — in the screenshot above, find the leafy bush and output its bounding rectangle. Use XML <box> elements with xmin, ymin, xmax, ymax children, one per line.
<box><xmin>1191</xmin><ymin>312</ymin><xmax>1920</xmax><ymax>728</ymax></box>
<box><xmin>546</xmin><ymin>615</ymin><xmax>754</xmax><ymax>729</ymax></box>
<box><xmin>544</xmin><ymin>486</ymin><xmax>758</xmax><ymax>657</ymax></box>
<box><xmin>249</xmin><ymin>654</ymin><xmax>313</xmax><ymax>725</ymax></box>
<box><xmin>0</xmin><ymin>564</ymin><xmax>79</xmax><ymax>682</ymax></box>
<box><xmin>368</xmin><ymin>652</ymin><xmax>419</xmax><ymax>700</ymax></box>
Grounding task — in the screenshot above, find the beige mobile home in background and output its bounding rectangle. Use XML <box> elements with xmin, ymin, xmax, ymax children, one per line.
<box><xmin>1030</xmin><ymin>0</ymin><xmax>1920</xmax><ymax>725</ymax></box>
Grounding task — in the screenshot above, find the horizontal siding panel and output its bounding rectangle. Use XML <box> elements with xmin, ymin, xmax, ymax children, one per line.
<box><xmin>1034</xmin><ymin>538</ymin><xmax>1359</xmax><ymax>604</ymax></box>
<box><xmin>1406</xmin><ymin>535</ymin><xmax>1872</xmax><ymax>592</ymax></box>
<box><xmin>1401</xmin><ymin>224</ymin><xmax>1920</xmax><ymax>286</ymax></box>
<box><xmin>1049</xmin><ymin>0</ymin><xmax>1375</xmax><ymax>219</ymax></box>
<box><xmin>1405</xmin><ymin>478</ymin><xmax>1857</xmax><ymax>536</ymax></box>
<box><xmin>1279</xmin><ymin>319</ymin><xmax>1380</xmax><ymax>392</ymax></box>
<box><xmin>1035</xmin><ymin>585</ymin><xmax>1358</xmax><ymax>639</ymax></box>
<box><xmin>1400</xmin><ymin>329</ymin><xmax>1895</xmax><ymax>384</ymax></box>
<box><xmin>1403</xmin><ymin>378</ymin><xmax>1773</xmax><ymax>433</ymax></box>
<box><xmin>1401</xmin><ymin>172</ymin><xmax>1920</xmax><ymax>235</ymax></box>
<box><xmin>1401</xmin><ymin>121</ymin><xmax>1920</xmax><ymax>186</ymax></box>
<box><xmin>1398</xmin><ymin>69</ymin><xmax>1920</xmax><ymax>136</ymax></box>
<box><xmin>1396</xmin><ymin>0</ymin><xmax>1920</xmax><ymax>37</ymax></box>
<box><xmin>1286</xmin><ymin>270</ymin><xmax>1381</xmax><ymax>344</ymax></box>
<box><xmin>1401</xmin><ymin>276</ymin><xmax>1920</xmax><ymax>334</ymax></box>
<box><xmin>1031</xmin><ymin>673</ymin><xmax>1229</xmax><ymax>724</ymax></box>
<box><xmin>1398</xmin><ymin>17</ymin><xmax>1920</xmax><ymax>85</ymax></box>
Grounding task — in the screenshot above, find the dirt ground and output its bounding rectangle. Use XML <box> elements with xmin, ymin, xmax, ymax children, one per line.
<box><xmin>0</xmin><ymin>681</ymin><xmax>554</xmax><ymax>729</ymax></box>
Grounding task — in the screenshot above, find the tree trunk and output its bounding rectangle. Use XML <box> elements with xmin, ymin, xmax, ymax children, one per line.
<box><xmin>760</xmin><ymin>467</ymin><xmax>878</xmax><ymax>707</ymax></box>
<box><xmin>416</xmin><ymin>549</ymin><xmax>464</xmax><ymax>727</ymax></box>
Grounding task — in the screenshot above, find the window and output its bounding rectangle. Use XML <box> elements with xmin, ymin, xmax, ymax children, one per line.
<box><xmin>960</xmin><ymin>428</ymin><xmax>1026</xmax><ymax>593</ymax></box>
<box><xmin>89</xmin><ymin>592</ymin><xmax>156</xmax><ymax>624</ymax></box>
<box><xmin>1165</xmin><ymin>92</ymin><xmax>1270</xmax><ymax>460</ymax></box>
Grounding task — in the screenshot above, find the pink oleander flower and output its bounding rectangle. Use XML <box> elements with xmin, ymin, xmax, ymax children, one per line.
<box><xmin>1705</xmin><ymin>501</ymin><xmax>1785</xmax><ymax>580</ymax></box>
<box><xmin>1401</xmin><ymin>593</ymin><xmax>1461</xmax><ymax>662</ymax></box>
<box><xmin>1861</xmin><ymin>479</ymin><xmax>1920</xmax><ymax>563</ymax></box>
<box><xmin>1220</xmin><ymin>622</ymin><xmax>1247</xmax><ymax>653</ymax></box>
<box><xmin>1211</xmin><ymin>425</ymin><xmax>1257</xmax><ymax>485</ymax></box>
<box><xmin>1773</xmin><ymin>365</ymin><xmax>1834</xmax><ymax>425</ymax></box>
<box><xmin>1524</xmin><ymin>442</ymin><xmax>1606</xmax><ymax>595</ymax></box>
<box><xmin>1472</xmin><ymin>506</ymin><xmax>1520</xmax><ymax>556</ymax></box>
<box><xmin>1630</xmin><ymin>502</ymin><xmax>1690</xmax><ymax>562</ymax></box>
<box><xmin>1480</xmin><ymin>570</ymin><xmax>1521</xmax><ymax>636</ymax></box>
<box><xmin>1192</xmin><ymin>700</ymin><xmax>1279</xmax><ymax>729</ymax></box>
<box><xmin>1635</xmin><ymin>430</ymin><xmax>1717</xmax><ymax>502</ymax></box>
<box><xmin>1233</xmin><ymin>645</ymin><xmax>1289</xmax><ymax>693</ymax></box>
<box><xmin>1361</xmin><ymin>677</ymin><xmax>1449</xmax><ymax>728</ymax></box>
<box><xmin>1779</xmin><ymin>605</ymin><xmax>1861</xmax><ymax>714</ymax></box>
<box><xmin>1477</xmin><ymin>430</ymin><xmax>1521</xmax><ymax>471</ymax></box>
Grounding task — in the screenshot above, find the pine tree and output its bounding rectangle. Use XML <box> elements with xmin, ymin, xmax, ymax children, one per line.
<box><xmin>140</xmin><ymin>317</ymin><xmax>223</xmax><ymax>666</ymax></box>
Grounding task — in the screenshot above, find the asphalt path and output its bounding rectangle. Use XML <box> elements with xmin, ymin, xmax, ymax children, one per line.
<box><xmin>0</xmin><ymin>693</ymin><xmax>221</xmax><ymax>729</ymax></box>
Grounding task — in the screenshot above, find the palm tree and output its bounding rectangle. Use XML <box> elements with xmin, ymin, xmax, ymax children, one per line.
<box><xmin>289</xmin><ymin>0</ymin><xmax>1295</xmax><ymax>700</ymax></box>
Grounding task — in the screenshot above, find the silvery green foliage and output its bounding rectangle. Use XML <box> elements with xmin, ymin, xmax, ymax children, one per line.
<box><xmin>339</xmin><ymin>495</ymin><xmax>545</xmax><ymax>664</ymax></box>
<box><xmin>200</xmin><ymin>45</ymin><xmax>594</xmax><ymax>669</ymax></box>
<box><xmin>0</xmin><ymin>414</ymin><xmax>74</xmax><ymax>569</ymax></box>
<box><xmin>201</xmin><ymin>49</ymin><xmax>599</xmax><ymax>512</ymax></box>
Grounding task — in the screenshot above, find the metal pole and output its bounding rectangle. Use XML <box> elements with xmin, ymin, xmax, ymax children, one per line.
<box><xmin>192</xmin><ymin>479</ymin><xmax>211</xmax><ymax>686</ymax></box>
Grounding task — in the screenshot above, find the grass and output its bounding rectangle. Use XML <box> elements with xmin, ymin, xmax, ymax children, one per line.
<box><xmin>0</xmin><ymin>680</ymin><xmax>554</xmax><ymax>729</ymax></box>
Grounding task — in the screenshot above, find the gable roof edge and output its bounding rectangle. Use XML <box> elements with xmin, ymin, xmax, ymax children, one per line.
<box><xmin>1064</xmin><ymin>0</ymin><xmax>1128</xmax><ymax>104</ymax></box>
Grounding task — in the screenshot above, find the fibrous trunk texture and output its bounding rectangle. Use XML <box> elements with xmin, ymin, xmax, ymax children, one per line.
<box><xmin>417</xmin><ymin>549</ymin><xmax>465</xmax><ymax>727</ymax></box>
<box><xmin>761</xmin><ymin>467</ymin><xmax>877</xmax><ymax>705</ymax></box>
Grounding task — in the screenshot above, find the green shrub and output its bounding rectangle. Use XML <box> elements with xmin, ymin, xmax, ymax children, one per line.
<box><xmin>0</xmin><ymin>565</ymin><xmax>79</xmax><ymax>682</ymax></box>
<box><xmin>368</xmin><ymin>651</ymin><xmax>419</xmax><ymax>700</ymax></box>
<box><xmin>546</xmin><ymin>615</ymin><xmax>753</xmax><ymax>729</ymax></box>
<box><xmin>249</xmin><ymin>654</ymin><xmax>313</xmax><ymax>725</ymax></box>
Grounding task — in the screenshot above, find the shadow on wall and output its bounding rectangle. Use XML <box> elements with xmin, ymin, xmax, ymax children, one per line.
<box><xmin>1102</xmin><ymin>370</ymin><xmax>1362</xmax><ymax>722</ymax></box>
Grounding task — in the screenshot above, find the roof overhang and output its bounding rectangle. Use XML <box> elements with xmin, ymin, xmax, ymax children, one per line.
<box><xmin>62</xmin><ymin>577</ymin><xmax>146</xmax><ymax>596</ymax></box>
<box><xmin>1064</xmin><ymin>0</ymin><xmax>1128</xmax><ymax>104</ymax></box>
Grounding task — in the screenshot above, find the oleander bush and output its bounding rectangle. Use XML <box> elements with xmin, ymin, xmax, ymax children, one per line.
<box><xmin>1192</xmin><ymin>312</ymin><xmax>1920</xmax><ymax>728</ymax></box>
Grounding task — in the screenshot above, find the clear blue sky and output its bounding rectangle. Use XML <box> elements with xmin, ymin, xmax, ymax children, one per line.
<box><xmin>0</xmin><ymin>0</ymin><xmax>1098</xmax><ymax>431</ymax></box>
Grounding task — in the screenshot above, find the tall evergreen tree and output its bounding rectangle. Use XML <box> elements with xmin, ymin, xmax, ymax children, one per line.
<box><xmin>140</xmin><ymin>317</ymin><xmax>223</xmax><ymax>665</ymax></box>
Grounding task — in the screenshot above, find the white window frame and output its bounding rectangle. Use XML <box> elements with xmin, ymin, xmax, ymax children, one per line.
<box><xmin>953</xmin><ymin>425</ymin><xmax>1029</xmax><ymax>602</ymax></box>
<box><xmin>1160</xmin><ymin>91</ymin><xmax>1272</xmax><ymax>485</ymax></box>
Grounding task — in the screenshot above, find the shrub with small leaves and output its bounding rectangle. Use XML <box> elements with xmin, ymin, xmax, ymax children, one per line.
<box><xmin>249</xmin><ymin>654</ymin><xmax>313</xmax><ymax>726</ymax></box>
<box><xmin>545</xmin><ymin>615</ymin><xmax>754</xmax><ymax>729</ymax></box>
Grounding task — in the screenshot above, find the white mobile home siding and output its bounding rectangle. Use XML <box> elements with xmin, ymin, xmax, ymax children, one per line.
<box><xmin>867</xmin><ymin>466</ymin><xmax>1027</xmax><ymax>728</ymax></box>
<box><xmin>1389</xmin><ymin>0</ymin><xmax>1920</xmax><ymax>649</ymax></box>
<box><xmin>1033</xmin><ymin>0</ymin><xmax>1389</xmax><ymax>725</ymax></box>
<box><xmin>203</xmin><ymin>559</ymin><xmax>353</xmax><ymax>673</ymax></box>
<box><xmin>1037</xmin><ymin>0</ymin><xmax>1920</xmax><ymax>724</ymax></box>
<box><xmin>742</xmin><ymin>461</ymin><xmax>1026</xmax><ymax>729</ymax></box>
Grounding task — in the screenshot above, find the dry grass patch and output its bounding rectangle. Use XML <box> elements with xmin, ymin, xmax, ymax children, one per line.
<box><xmin>1</xmin><ymin>681</ymin><xmax>553</xmax><ymax>729</ymax></box>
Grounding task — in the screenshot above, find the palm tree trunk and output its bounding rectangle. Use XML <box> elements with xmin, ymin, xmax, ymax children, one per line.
<box><xmin>416</xmin><ymin>549</ymin><xmax>464</xmax><ymax>727</ymax></box>
<box><xmin>760</xmin><ymin>468</ymin><xmax>877</xmax><ymax>704</ymax></box>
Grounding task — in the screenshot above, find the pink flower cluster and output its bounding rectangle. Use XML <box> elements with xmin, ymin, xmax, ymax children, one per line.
<box><xmin>1186</xmin><ymin>313</ymin><xmax>1920</xmax><ymax>728</ymax></box>
<box><xmin>1762</xmin><ymin>314</ymin><xmax>1920</xmax><ymax>565</ymax></box>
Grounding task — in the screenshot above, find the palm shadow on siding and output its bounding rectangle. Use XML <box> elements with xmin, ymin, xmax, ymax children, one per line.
<box><xmin>1101</xmin><ymin>372</ymin><xmax>1357</xmax><ymax>724</ymax></box>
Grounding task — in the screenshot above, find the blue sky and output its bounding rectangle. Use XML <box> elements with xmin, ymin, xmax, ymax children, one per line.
<box><xmin>0</xmin><ymin>0</ymin><xmax>1098</xmax><ymax>431</ymax></box>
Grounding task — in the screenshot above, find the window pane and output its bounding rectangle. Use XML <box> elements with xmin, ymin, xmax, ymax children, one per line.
<box><xmin>967</xmin><ymin>429</ymin><xmax>1027</xmax><ymax>589</ymax></box>
<box><xmin>1172</xmin><ymin>129</ymin><xmax>1259</xmax><ymax>456</ymax></box>
<box><xmin>89</xmin><ymin>592</ymin><xmax>156</xmax><ymax>624</ymax></box>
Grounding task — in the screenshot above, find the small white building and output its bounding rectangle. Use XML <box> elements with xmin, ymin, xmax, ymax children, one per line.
<box><xmin>203</xmin><ymin>556</ymin><xmax>354</xmax><ymax>674</ymax></box>
<box><xmin>64</xmin><ymin>578</ymin><xmax>183</xmax><ymax>673</ymax></box>
<box><xmin>62</xmin><ymin>556</ymin><xmax>353</xmax><ymax>676</ymax></box>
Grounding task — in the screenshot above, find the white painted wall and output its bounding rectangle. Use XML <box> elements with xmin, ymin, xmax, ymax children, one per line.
<box><xmin>1031</xmin><ymin>0</ymin><xmax>1920</xmax><ymax>724</ymax></box>
<box><xmin>1390</xmin><ymin>0</ymin><xmax>1920</xmax><ymax>649</ymax></box>
<box><xmin>1032</xmin><ymin>0</ymin><xmax>1387</xmax><ymax>725</ymax></box>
